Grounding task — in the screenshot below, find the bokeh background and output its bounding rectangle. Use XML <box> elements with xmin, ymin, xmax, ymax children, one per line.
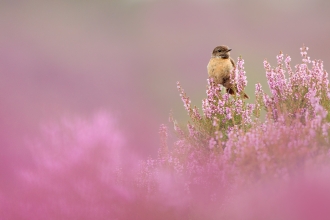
<box><xmin>1</xmin><ymin>0</ymin><xmax>330</xmax><ymax>187</ymax></box>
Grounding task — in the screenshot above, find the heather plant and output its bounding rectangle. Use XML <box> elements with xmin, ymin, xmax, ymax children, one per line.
<box><xmin>138</xmin><ymin>46</ymin><xmax>330</xmax><ymax>204</ymax></box>
<box><xmin>176</xmin><ymin>46</ymin><xmax>330</xmax><ymax>150</ymax></box>
<box><xmin>256</xmin><ymin>45</ymin><xmax>330</xmax><ymax>123</ymax></box>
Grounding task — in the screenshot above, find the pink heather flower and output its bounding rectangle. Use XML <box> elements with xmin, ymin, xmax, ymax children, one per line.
<box><xmin>322</xmin><ymin>124</ymin><xmax>330</xmax><ymax>142</ymax></box>
<box><xmin>255</xmin><ymin>83</ymin><xmax>263</xmax><ymax>96</ymax></box>
<box><xmin>235</xmin><ymin>99</ymin><xmax>243</xmax><ymax>115</ymax></box>
<box><xmin>223</xmin><ymin>93</ymin><xmax>229</xmax><ymax>102</ymax></box>
<box><xmin>276</xmin><ymin>52</ymin><xmax>284</xmax><ymax>65</ymax></box>
<box><xmin>206</xmin><ymin>78</ymin><xmax>221</xmax><ymax>100</ymax></box>
<box><xmin>242</xmin><ymin>104</ymin><xmax>254</xmax><ymax>125</ymax></box>
<box><xmin>276</xmin><ymin>52</ymin><xmax>288</xmax><ymax>95</ymax></box>
<box><xmin>230</xmin><ymin>64</ymin><xmax>237</xmax><ymax>86</ymax></box>
<box><xmin>264</xmin><ymin>59</ymin><xmax>278</xmax><ymax>97</ymax></box>
<box><xmin>202</xmin><ymin>99</ymin><xmax>212</xmax><ymax>118</ymax></box>
<box><xmin>212</xmin><ymin>117</ymin><xmax>219</xmax><ymax>127</ymax></box>
<box><xmin>202</xmin><ymin>78</ymin><xmax>226</xmax><ymax>118</ymax></box>
<box><xmin>264</xmin><ymin>54</ymin><xmax>290</xmax><ymax>102</ymax></box>
<box><xmin>305</xmin><ymin>87</ymin><xmax>328</xmax><ymax>125</ymax></box>
<box><xmin>285</xmin><ymin>55</ymin><xmax>294</xmax><ymax>79</ymax></box>
<box><xmin>192</xmin><ymin>107</ymin><xmax>202</xmax><ymax>120</ymax></box>
<box><xmin>209</xmin><ymin>138</ymin><xmax>216</xmax><ymax>149</ymax></box>
<box><xmin>172</xmin><ymin>119</ymin><xmax>185</xmax><ymax>137</ymax></box>
<box><xmin>300</xmin><ymin>45</ymin><xmax>311</xmax><ymax>63</ymax></box>
<box><xmin>177</xmin><ymin>81</ymin><xmax>191</xmax><ymax>114</ymax></box>
<box><xmin>187</xmin><ymin>123</ymin><xmax>198</xmax><ymax>138</ymax></box>
<box><xmin>217</xmin><ymin>99</ymin><xmax>225</xmax><ymax>115</ymax></box>
<box><xmin>158</xmin><ymin>124</ymin><xmax>169</xmax><ymax>163</ymax></box>
<box><xmin>225</xmin><ymin>107</ymin><xmax>232</xmax><ymax>120</ymax></box>
<box><xmin>232</xmin><ymin>57</ymin><xmax>248</xmax><ymax>94</ymax></box>
<box><xmin>262</xmin><ymin>94</ymin><xmax>272</xmax><ymax>110</ymax></box>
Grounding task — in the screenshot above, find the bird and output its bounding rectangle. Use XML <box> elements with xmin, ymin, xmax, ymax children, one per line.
<box><xmin>207</xmin><ymin>45</ymin><xmax>249</xmax><ymax>99</ymax></box>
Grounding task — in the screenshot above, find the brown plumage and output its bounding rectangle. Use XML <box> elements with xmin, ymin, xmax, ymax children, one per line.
<box><xmin>207</xmin><ymin>45</ymin><xmax>249</xmax><ymax>99</ymax></box>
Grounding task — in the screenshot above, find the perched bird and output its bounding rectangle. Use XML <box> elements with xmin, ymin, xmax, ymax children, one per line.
<box><xmin>207</xmin><ymin>45</ymin><xmax>249</xmax><ymax>99</ymax></box>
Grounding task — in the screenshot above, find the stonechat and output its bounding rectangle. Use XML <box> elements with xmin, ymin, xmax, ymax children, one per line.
<box><xmin>207</xmin><ymin>45</ymin><xmax>249</xmax><ymax>99</ymax></box>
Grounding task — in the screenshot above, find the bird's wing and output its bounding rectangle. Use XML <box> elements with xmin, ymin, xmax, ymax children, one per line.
<box><xmin>230</xmin><ymin>58</ymin><xmax>236</xmax><ymax>68</ymax></box>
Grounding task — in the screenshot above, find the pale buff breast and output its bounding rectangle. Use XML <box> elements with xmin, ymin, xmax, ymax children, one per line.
<box><xmin>207</xmin><ymin>57</ymin><xmax>233</xmax><ymax>85</ymax></box>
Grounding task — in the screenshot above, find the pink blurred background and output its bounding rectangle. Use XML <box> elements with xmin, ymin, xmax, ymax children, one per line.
<box><xmin>1</xmin><ymin>0</ymin><xmax>330</xmax><ymax>188</ymax></box>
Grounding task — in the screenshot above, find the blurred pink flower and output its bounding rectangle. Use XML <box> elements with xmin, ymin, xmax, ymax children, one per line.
<box><xmin>3</xmin><ymin>112</ymin><xmax>138</xmax><ymax>219</ymax></box>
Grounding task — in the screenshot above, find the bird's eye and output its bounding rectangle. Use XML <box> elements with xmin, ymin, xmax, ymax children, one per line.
<box><xmin>218</xmin><ymin>49</ymin><xmax>222</xmax><ymax>52</ymax></box>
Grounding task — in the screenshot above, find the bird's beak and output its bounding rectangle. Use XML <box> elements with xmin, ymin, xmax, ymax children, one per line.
<box><xmin>227</xmin><ymin>48</ymin><xmax>232</xmax><ymax>52</ymax></box>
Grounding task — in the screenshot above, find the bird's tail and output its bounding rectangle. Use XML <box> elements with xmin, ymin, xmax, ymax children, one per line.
<box><xmin>227</xmin><ymin>88</ymin><xmax>249</xmax><ymax>99</ymax></box>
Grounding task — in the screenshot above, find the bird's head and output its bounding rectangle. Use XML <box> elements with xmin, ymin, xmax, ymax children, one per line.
<box><xmin>212</xmin><ymin>45</ymin><xmax>232</xmax><ymax>59</ymax></box>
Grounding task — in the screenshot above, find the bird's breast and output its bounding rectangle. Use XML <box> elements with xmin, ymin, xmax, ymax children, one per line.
<box><xmin>207</xmin><ymin>58</ymin><xmax>233</xmax><ymax>84</ymax></box>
